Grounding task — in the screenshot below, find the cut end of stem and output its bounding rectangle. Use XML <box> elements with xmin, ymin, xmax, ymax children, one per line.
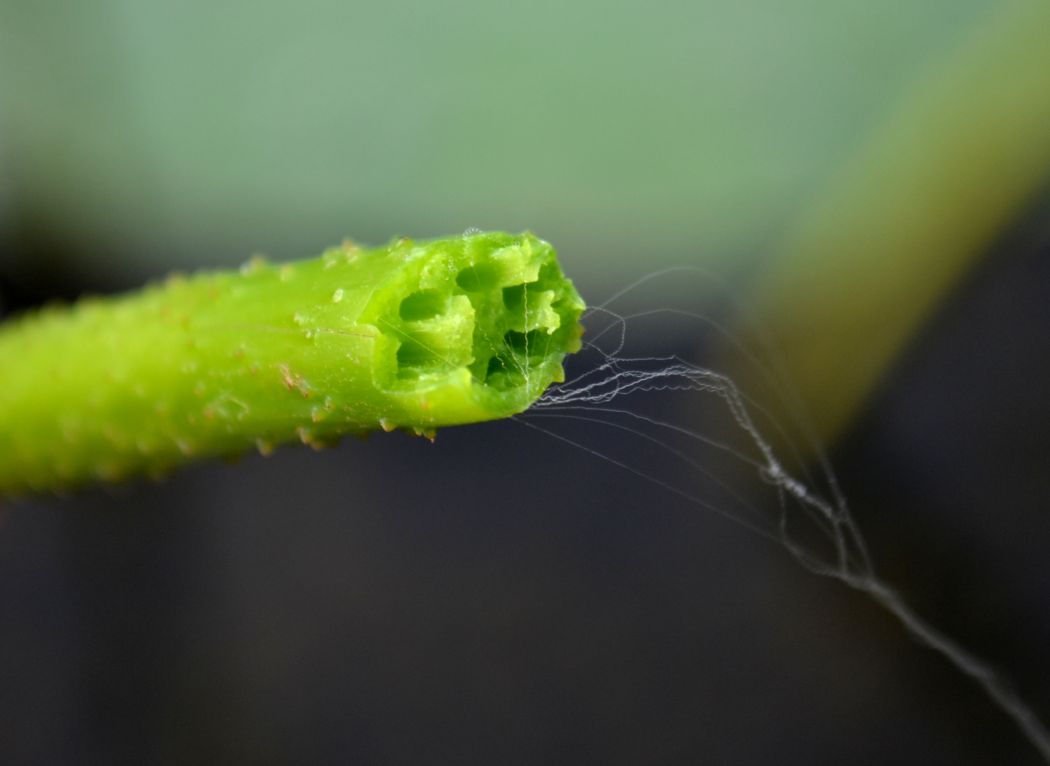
<box><xmin>363</xmin><ymin>231</ymin><xmax>585</xmax><ymax>426</ymax></box>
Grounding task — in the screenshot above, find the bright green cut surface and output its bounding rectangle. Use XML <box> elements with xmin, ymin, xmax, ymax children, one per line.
<box><xmin>0</xmin><ymin>232</ymin><xmax>585</xmax><ymax>492</ymax></box>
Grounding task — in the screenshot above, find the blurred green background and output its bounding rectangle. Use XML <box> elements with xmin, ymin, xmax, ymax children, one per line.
<box><xmin>0</xmin><ymin>0</ymin><xmax>997</xmax><ymax>284</ymax></box>
<box><xmin>3</xmin><ymin>1</ymin><xmax>1050</xmax><ymax>764</ymax></box>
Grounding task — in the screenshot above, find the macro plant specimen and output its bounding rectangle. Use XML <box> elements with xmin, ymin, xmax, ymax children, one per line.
<box><xmin>0</xmin><ymin>231</ymin><xmax>584</xmax><ymax>492</ymax></box>
<box><xmin>1</xmin><ymin>231</ymin><xmax>1048</xmax><ymax>762</ymax></box>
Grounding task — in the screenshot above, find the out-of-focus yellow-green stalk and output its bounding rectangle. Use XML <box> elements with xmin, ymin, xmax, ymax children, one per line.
<box><xmin>744</xmin><ymin>0</ymin><xmax>1050</xmax><ymax>445</ymax></box>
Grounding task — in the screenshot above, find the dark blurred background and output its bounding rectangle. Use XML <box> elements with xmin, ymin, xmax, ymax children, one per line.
<box><xmin>2</xmin><ymin>1</ymin><xmax>1049</xmax><ymax>764</ymax></box>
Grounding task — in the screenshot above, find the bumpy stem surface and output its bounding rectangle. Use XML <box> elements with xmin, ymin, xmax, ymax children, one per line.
<box><xmin>0</xmin><ymin>231</ymin><xmax>585</xmax><ymax>492</ymax></box>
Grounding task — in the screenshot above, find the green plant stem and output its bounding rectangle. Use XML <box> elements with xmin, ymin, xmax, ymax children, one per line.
<box><xmin>0</xmin><ymin>231</ymin><xmax>585</xmax><ymax>493</ymax></box>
